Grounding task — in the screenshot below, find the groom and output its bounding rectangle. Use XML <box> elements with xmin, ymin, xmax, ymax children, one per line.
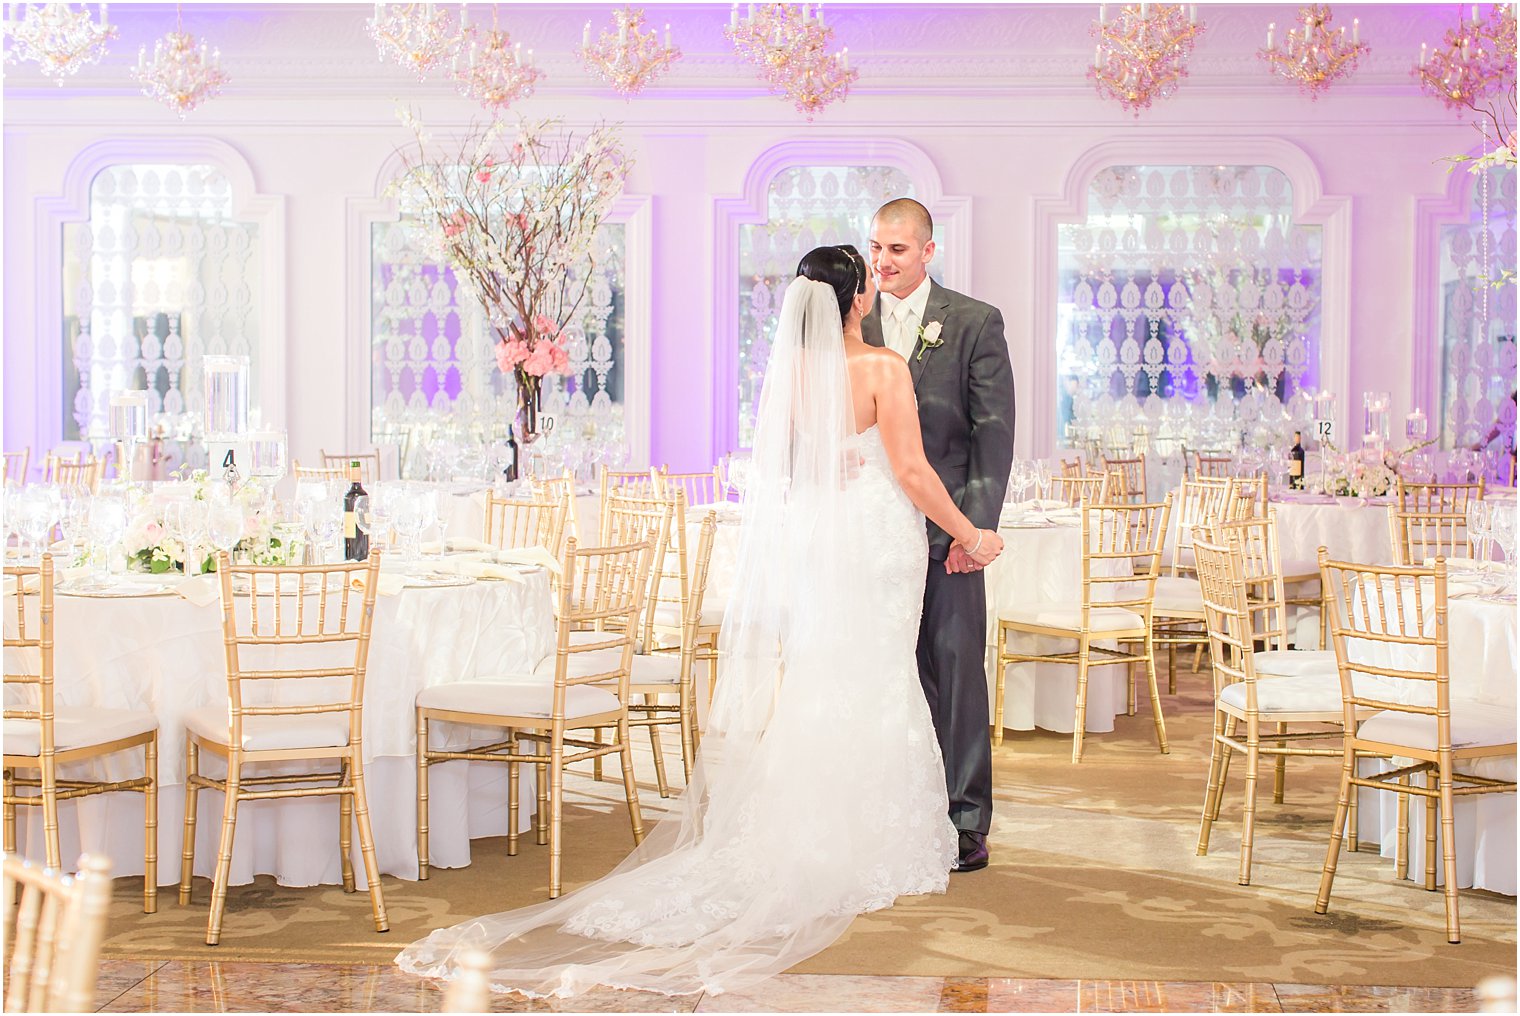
<box><xmin>864</xmin><ymin>198</ymin><xmax>1015</xmax><ymax>872</ymax></box>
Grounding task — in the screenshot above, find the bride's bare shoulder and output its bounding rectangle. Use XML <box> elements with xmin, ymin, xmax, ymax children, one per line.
<box><xmin>848</xmin><ymin>345</ymin><xmax>910</xmax><ymax>376</ymax></box>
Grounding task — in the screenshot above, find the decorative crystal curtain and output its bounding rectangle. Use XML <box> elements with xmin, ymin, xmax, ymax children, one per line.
<box><xmin>735</xmin><ymin>165</ymin><xmax>944</xmax><ymax>448</ymax></box>
<box><xmin>1057</xmin><ymin>165</ymin><xmax>1321</xmax><ymax>447</ymax></box>
<box><xmin>369</xmin><ymin>217</ymin><xmax>627</xmax><ymax>444</ymax></box>
<box><xmin>61</xmin><ymin>164</ymin><xmax>260</xmax><ymax>441</ymax></box>
<box><xmin>1438</xmin><ymin>163</ymin><xmax>1517</xmax><ymax>451</ymax></box>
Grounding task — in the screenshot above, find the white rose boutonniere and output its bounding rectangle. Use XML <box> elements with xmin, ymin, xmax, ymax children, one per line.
<box><xmin>915</xmin><ymin>320</ymin><xmax>944</xmax><ymax>362</ymax></box>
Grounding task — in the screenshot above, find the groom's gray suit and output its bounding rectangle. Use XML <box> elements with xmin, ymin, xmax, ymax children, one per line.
<box><xmin>863</xmin><ymin>279</ymin><xmax>1015</xmax><ymax>837</ymax></box>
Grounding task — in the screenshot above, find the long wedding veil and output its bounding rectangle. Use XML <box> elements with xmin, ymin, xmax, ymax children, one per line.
<box><xmin>397</xmin><ymin>277</ymin><xmax>867</xmax><ymax>997</ymax></box>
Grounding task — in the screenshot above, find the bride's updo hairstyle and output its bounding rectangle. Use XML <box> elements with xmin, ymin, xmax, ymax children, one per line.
<box><xmin>795</xmin><ymin>244</ymin><xmax>868</xmax><ymax>323</ymax></box>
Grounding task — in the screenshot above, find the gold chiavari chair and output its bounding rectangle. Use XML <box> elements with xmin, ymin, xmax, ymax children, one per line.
<box><xmin>1059</xmin><ymin>456</ymin><xmax>1084</xmax><ymax>478</ymax></box>
<box><xmin>3</xmin><ymin>556</ymin><xmax>158</xmax><ymax>914</ymax></box>
<box><xmin>3</xmin><ymin>448</ymin><xmax>31</xmax><ymax>484</ymax></box>
<box><xmin>415</xmin><ymin>538</ymin><xmax>653</xmax><ymax>898</ymax></box>
<box><xmin>656</xmin><ymin>466</ymin><xmax>724</xmax><ymax>509</ymax></box>
<box><xmin>1388</xmin><ymin>478</ymin><xmax>1485</xmax><ymax>566</ymax></box>
<box><xmin>321</xmin><ymin>450</ymin><xmax>383</xmax><ymax>484</ymax></box>
<box><xmin>1193</xmin><ymin>450</ymin><xmax>1235</xmax><ymax>479</ymax></box>
<box><xmin>1315</xmin><ymin>553</ymin><xmax>1516</xmax><ymax>944</ymax></box>
<box><xmin>3</xmin><ymin>853</ymin><xmax>112</xmax><ymax>1013</ymax></box>
<box><xmin>180</xmin><ymin>550</ymin><xmax>388</xmax><ymax>945</ymax></box>
<box><xmin>539</xmin><ymin>513</ymin><xmax>718</xmax><ymax>796</ymax></box>
<box><xmin>1152</xmin><ymin>477</ymin><xmax>1237</xmax><ymax>692</ymax></box>
<box><xmin>1192</xmin><ymin>533</ymin><xmax>1372</xmax><ymax>886</ymax></box>
<box><xmin>1049</xmin><ymin>474</ymin><xmax>1106</xmax><ymax>507</ymax></box>
<box><xmin>41</xmin><ymin>455</ymin><xmax>99</xmax><ymax>492</ymax></box>
<box><xmin>598</xmin><ymin>467</ymin><xmax>658</xmax><ymax>542</ymax></box>
<box><xmin>482</xmin><ymin>491</ymin><xmax>567</xmax><ymax>554</ymax></box>
<box><xmin>996</xmin><ymin>499</ymin><xmax>1171</xmax><ymax>761</ymax></box>
<box><xmin>533</xmin><ymin>470</ymin><xmax>579</xmax><ymax>553</ymax></box>
<box><xmin>293</xmin><ymin>462</ymin><xmax>347</xmax><ymax>483</ymax></box>
<box><xmin>1101</xmin><ymin>453</ymin><xmax>1147</xmax><ymax>503</ymax></box>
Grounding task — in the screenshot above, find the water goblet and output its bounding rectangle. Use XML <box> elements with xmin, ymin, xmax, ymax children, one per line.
<box><xmin>87</xmin><ymin>496</ymin><xmax>128</xmax><ymax>582</ymax></box>
<box><xmin>15</xmin><ymin>488</ymin><xmax>57</xmax><ymax>566</ymax></box>
<box><xmin>206</xmin><ymin>499</ymin><xmax>245</xmax><ymax>565</ymax></box>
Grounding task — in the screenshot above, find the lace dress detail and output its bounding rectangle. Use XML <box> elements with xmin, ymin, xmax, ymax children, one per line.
<box><xmin>396</xmin><ymin>425</ymin><xmax>956</xmax><ymax>999</ymax></box>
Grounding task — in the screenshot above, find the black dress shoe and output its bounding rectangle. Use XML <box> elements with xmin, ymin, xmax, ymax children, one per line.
<box><xmin>953</xmin><ymin>831</ymin><xmax>989</xmax><ymax>873</ymax></box>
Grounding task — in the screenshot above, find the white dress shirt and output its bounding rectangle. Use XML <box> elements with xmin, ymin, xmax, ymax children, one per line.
<box><xmin>879</xmin><ymin>275</ymin><xmax>933</xmax><ymax>362</ymax></box>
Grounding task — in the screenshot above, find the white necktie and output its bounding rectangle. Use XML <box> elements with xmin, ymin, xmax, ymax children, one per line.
<box><xmin>888</xmin><ymin>302</ymin><xmax>916</xmax><ymax>361</ymax></box>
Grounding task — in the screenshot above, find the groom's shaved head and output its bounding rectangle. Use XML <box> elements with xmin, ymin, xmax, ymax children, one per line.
<box><xmin>873</xmin><ymin>198</ymin><xmax>933</xmax><ymax>245</ymax></box>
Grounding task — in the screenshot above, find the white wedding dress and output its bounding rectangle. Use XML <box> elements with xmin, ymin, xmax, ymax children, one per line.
<box><xmin>396</xmin><ymin>278</ymin><xmax>956</xmax><ymax>998</ymax></box>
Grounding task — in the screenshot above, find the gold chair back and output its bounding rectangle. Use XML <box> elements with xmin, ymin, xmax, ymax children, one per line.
<box><xmin>1059</xmin><ymin>456</ymin><xmax>1084</xmax><ymax>478</ymax></box>
<box><xmin>1389</xmin><ymin>478</ymin><xmax>1484</xmax><ymax>565</ymax></box>
<box><xmin>1101</xmin><ymin>454</ymin><xmax>1146</xmax><ymax>503</ymax></box>
<box><xmin>483</xmin><ymin>491</ymin><xmax>567</xmax><ymax>553</ymax></box>
<box><xmin>530</xmin><ymin>471</ymin><xmax>578</xmax><ymax>551</ymax></box>
<box><xmin>42</xmin><ymin>456</ymin><xmax>99</xmax><ymax>491</ymax></box>
<box><xmin>1080</xmin><ymin>499</ymin><xmax>1169</xmax><ymax>620</ymax></box>
<box><xmin>1191</xmin><ymin>534</ymin><xmax>1260</xmax><ymax>701</ymax></box>
<box><xmin>4</xmin><ymin>559</ymin><xmax>56</xmax><ymax>774</ymax></box>
<box><xmin>1200</xmin><ymin>512</ymin><xmax>1293</xmax><ymax>652</ymax></box>
<box><xmin>1049</xmin><ymin>474</ymin><xmax>1105</xmax><ymax>507</ymax></box>
<box><xmin>598</xmin><ymin>492</ymin><xmax>675</xmax><ymax>647</ymax></box>
<box><xmin>293</xmin><ymin>462</ymin><xmax>346</xmax><ymax>483</ymax></box>
<box><xmin>656</xmin><ymin>467</ymin><xmax>723</xmax><ymax>509</ymax></box>
<box><xmin>1168</xmin><ymin>477</ymin><xmax>1236</xmax><ymax>577</ymax></box>
<box><xmin>1193</xmin><ymin>451</ymin><xmax>1234</xmax><ymax>478</ymax></box>
<box><xmin>3</xmin><ymin>449</ymin><xmax>30</xmax><ymax>484</ymax></box>
<box><xmin>321</xmin><ymin>451</ymin><xmax>382</xmax><ymax>484</ymax></box>
<box><xmin>2</xmin><ymin>854</ymin><xmax>112</xmax><ymax>1013</ymax></box>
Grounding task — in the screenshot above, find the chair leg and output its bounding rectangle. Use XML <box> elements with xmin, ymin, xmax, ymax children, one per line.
<box><xmin>1395</xmin><ymin>774</ymin><xmax>1410</xmax><ymax>880</ymax></box>
<box><xmin>645</xmin><ymin>695</ymin><xmax>670</xmax><ymax>799</ymax></box>
<box><xmin>1314</xmin><ymin>743</ymin><xmax>1356</xmax><ymax>917</ymax></box>
<box><xmin>679</xmin><ymin>693</ymin><xmax>696</xmax><ymax>782</ymax></box>
<box><xmin>1437</xmin><ymin>760</ymin><xmax>1460</xmax><ymax>943</ymax></box>
<box><xmin>1240</xmin><ymin>719</ymin><xmax>1260</xmax><ymax>886</ymax></box>
<box><xmin>507</xmin><ymin>740</ymin><xmax>520</xmax><ymax>858</ymax></box>
<box><xmin>1166</xmin><ymin>642</ymin><xmax>1176</xmax><ymax>695</ymax></box>
<box><xmin>1197</xmin><ymin>710</ymin><xmax>1229</xmax><ymax>857</ymax></box>
<box><xmin>206</xmin><ymin>770</ymin><xmax>240</xmax><ymax>946</ymax></box>
<box><xmin>415</xmin><ymin>711</ymin><xmax>430</xmax><ymax>880</ymax></box>
<box><xmin>1190</xmin><ymin>642</ymin><xmax>1205</xmax><ymax>674</ymax></box>
<box><xmin>339</xmin><ymin>762</ymin><xmax>356</xmax><ymax>893</ymax></box>
<box><xmin>1347</xmin><ymin>763</ymin><xmax>1360</xmax><ymax>853</ymax></box>
<box><xmin>548</xmin><ymin>732</ymin><xmax>565</xmax><ymax>900</ymax></box>
<box><xmin>617</xmin><ymin>715</ymin><xmax>645</xmax><ymax>847</ymax></box>
<box><xmin>1071</xmin><ymin>638</ymin><xmax>1092</xmax><ymax>764</ymax></box>
<box><xmin>2</xmin><ymin>767</ymin><xmax>13</xmax><ymax>854</ymax></box>
<box><xmin>1424</xmin><ymin>771</ymin><xmax>1438</xmax><ymax>892</ymax></box>
<box><xmin>1144</xmin><ymin>633</ymin><xmax>1168</xmax><ymax>755</ymax></box>
<box><xmin>1272</xmin><ymin>723</ymin><xmax>1287</xmax><ymax>805</ymax></box>
<box><xmin>179</xmin><ymin>741</ymin><xmax>199</xmax><ymax>906</ymax></box>
<box><xmin>536</xmin><ymin>763</ymin><xmax>549</xmax><ymax>846</ymax></box>
<box><xmin>349</xmin><ymin>756</ymin><xmax>389</xmax><ymax>933</ymax></box>
<box><xmin>143</xmin><ymin>735</ymin><xmax>158</xmax><ymax>915</ymax></box>
<box><xmin>1216</xmin><ymin>716</ymin><xmax>1238</xmax><ymax>799</ymax></box>
<box><xmin>40</xmin><ymin>753</ymin><xmax>60</xmax><ymax>871</ymax></box>
<box><xmin>993</xmin><ymin>629</ymin><xmax>1007</xmax><ymax>748</ymax></box>
<box><xmin>592</xmin><ymin>727</ymin><xmax>605</xmax><ymax>782</ymax></box>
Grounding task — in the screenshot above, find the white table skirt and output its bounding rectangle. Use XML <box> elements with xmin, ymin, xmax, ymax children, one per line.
<box><xmin>6</xmin><ymin>574</ymin><xmax>555</xmax><ymax>887</ymax></box>
<box><xmin>984</xmin><ymin>514</ymin><xmax>1129</xmax><ymax>735</ymax></box>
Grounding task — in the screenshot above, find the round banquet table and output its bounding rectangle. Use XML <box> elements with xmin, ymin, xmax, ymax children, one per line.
<box><xmin>983</xmin><ymin>506</ymin><xmax>1131</xmax><ymax>735</ymax></box>
<box><xmin>435</xmin><ymin>482</ymin><xmax>600</xmax><ymax>549</ymax></box>
<box><xmin>4</xmin><ymin>569</ymin><xmax>554</xmax><ymax>887</ymax></box>
<box><xmin>1351</xmin><ymin>585</ymin><xmax>1516</xmax><ymax>895</ymax></box>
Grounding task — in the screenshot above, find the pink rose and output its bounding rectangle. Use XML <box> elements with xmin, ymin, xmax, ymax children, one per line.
<box><xmin>523</xmin><ymin>344</ymin><xmax>555</xmax><ymax>378</ymax></box>
<box><xmin>495</xmin><ymin>339</ymin><xmax>529</xmax><ymax>372</ymax></box>
<box><xmin>145</xmin><ymin>522</ymin><xmax>163</xmax><ymax>541</ymax></box>
<box><xmin>549</xmin><ymin>341</ymin><xmax>570</xmax><ymax>373</ymax></box>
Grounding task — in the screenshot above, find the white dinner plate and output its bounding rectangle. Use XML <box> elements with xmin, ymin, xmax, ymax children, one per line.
<box><xmin>58</xmin><ymin>581</ymin><xmax>178</xmax><ymax>599</ymax></box>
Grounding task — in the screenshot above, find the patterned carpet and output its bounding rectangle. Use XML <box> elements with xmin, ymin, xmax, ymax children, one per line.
<box><xmin>98</xmin><ymin>682</ymin><xmax>1516</xmax><ymax>987</ymax></box>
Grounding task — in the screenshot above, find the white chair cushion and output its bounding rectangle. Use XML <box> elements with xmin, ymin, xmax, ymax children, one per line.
<box><xmin>535</xmin><ymin>646</ymin><xmax>682</xmax><ymax>687</ymax></box>
<box><xmin>568</xmin><ymin>630</ymin><xmax>632</xmax><ymax>651</ymax></box>
<box><xmin>184</xmin><ymin>707</ymin><xmax>349</xmax><ymax>752</ymax></box>
<box><xmin>417</xmin><ymin>681</ymin><xmax>622</xmax><ymax>720</ymax></box>
<box><xmin>1358</xmin><ymin>701</ymin><xmax>1517</xmax><ymax>751</ymax></box>
<box><xmin>3</xmin><ymin>707</ymin><xmax>157</xmax><ymax>757</ymax></box>
<box><xmin>651</xmin><ymin>602</ymin><xmax>725</xmax><ymax>629</ymax></box>
<box><xmin>1152</xmin><ymin>575</ymin><xmax>1204</xmax><ymax>615</ymax></box>
<box><xmin>999</xmin><ymin>603</ymin><xmax>1146</xmax><ymax>633</ymax></box>
<box><xmin>1219</xmin><ymin>673</ymin><xmax>1345</xmax><ymax>716</ymax></box>
<box><xmin>1254</xmin><ymin>649</ymin><xmax>1338</xmax><ymax>679</ymax></box>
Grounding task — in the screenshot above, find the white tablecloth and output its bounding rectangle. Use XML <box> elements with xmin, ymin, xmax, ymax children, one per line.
<box><xmin>1266</xmin><ymin>493</ymin><xmax>1396</xmax><ymax>570</ymax></box>
<box><xmin>5</xmin><ymin>572</ymin><xmax>555</xmax><ymax>887</ymax></box>
<box><xmin>984</xmin><ymin>509</ymin><xmax>1131</xmax><ymax>735</ymax></box>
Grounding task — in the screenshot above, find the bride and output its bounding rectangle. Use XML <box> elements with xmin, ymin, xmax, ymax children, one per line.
<box><xmin>396</xmin><ymin>244</ymin><xmax>1005</xmax><ymax>998</ymax></box>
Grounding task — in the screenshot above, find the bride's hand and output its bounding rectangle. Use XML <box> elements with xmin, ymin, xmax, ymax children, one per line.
<box><xmin>965</xmin><ymin>528</ymin><xmax>1003</xmax><ymax>568</ymax></box>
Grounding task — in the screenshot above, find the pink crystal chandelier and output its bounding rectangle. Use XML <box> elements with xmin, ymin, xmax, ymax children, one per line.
<box><xmin>452</xmin><ymin>13</ymin><xmax>542</xmax><ymax>118</ymax></box>
<box><xmin>725</xmin><ymin>2</ymin><xmax>858</xmax><ymax>120</ymax></box>
<box><xmin>1089</xmin><ymin>3</ymin><xmax>1205</xmax><ymax>117</ymax></box>
<box><xmin>2</xmin><ymin>2</ymin><xmax>117</xmax><ymax>84</ymax></box>
<box><xmin>1258</xmin><ymin>5</ymin><xmax>1368</xmax><ymax>100</ymax></box>
<box><xmin>367</xmin><ymin>2</ymin><xmax>460</xmax><ymax>81</ymax></box>
<box><xmin>1413</xmin><ymin>4</ymin><xmax>1517</xmax><ymax>114</ymax></box>
<box><xmin>131</xmin><ymin>7</ymin><xmax>228</xmax><ymax>118</ymax></box>
<box><xmin>577</xmin><ymin>7</ymin><xmax>680</xmax><ymax>98</ymax></box>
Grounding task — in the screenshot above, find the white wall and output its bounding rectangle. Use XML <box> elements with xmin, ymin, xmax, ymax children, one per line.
<box><xmin>2</xmin><ymin>3</ymin><xmax>1483</xmax><ymax>470</ymax></box>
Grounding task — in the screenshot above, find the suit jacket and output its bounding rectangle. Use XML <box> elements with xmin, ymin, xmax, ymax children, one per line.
<box><xmin>863</xmin><ymin>279</ymin><xmax>1016</xmax><ymax>560</ymax></box>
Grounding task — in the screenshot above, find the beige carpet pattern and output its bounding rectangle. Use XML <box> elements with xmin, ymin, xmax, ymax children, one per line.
<box><xmin>99</xmin><ymin>685</ymin><xmax>1515</xmax><ymax>987</ymax></box>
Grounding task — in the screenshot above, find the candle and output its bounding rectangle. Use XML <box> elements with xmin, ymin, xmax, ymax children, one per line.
<box><xmin>730</xmin><ymin>3</ymin><xmax>738</xmax><ymax>29</ymax></box>
<box><xmin>1095</xmin><ymin>43</ymin><xmax>1104</xmax><ymax>67</ymax></box>
<box><xmin>459</xmin><ymin>3</ymin><xmax>467</xmax><ymax>28</ymax></box>
<box><xmin>1267</xmin><ymin>22</ymin><xmax>1275</xmax><ymax>49</ymax></box>
<box><xmin>1406</xmin><ymin>409</ymin><xmax>1428</xmax><ymax>441</ymax></box>
<box><xmin>583</xmin><ymin>20</ymin><xmax>590</xmax><ymax>47</ymax></box>
<box><xmin>1139</xmin><ymin>2</ymin><xmax>1148</xmax><ymax>18</ymax></box>
<box><xmin>1420</xmin><ymin>41</ymin><xmax>1428</xmax><ymax>66</ymax></box>
<box><xmin>1352</xmin><ymin>17</ymin><xmax>1359</xmax><ymax>44</ymax></box>
<box><xmin>816</xmin><ymin>5</ymin><xmax>824</xmax><ymax>27</ymax></box>
<box><xmin>1472</xmin><ymin>4</ymin><xmax>1479</xmax><ymax>23</ymax></box>
<box><xmin>137</xmin><ymin>44</ymin><xmax>145</xmax><ymax>72</ymax></box>
<box><xmin>801</xmin><ymin>3</ymin><xmax>810</xmax><ymax>23</ymax></box>
<box><xmin>99</xmin><ymin>2</ymin><xmax>107</xmax><ymax>27</ymax></box>
<box><xmin>618</xmin><ymin>19</ymin><xmax>627</xmax><ymax>43</ymax></box>
<box><xmin>841</xmin><ymin>46</ymin><xmax>849</xmax><ymax>70</ymax></box>
<box><xmin>664</xmin><ymin>23</ymin><xmax>671</xmax><ymax>48</ymax></box>
<box><xmin>1189</xmin><ymin>4</ymin><xmax>1196</xmax><ymax>24</ymax></box>
<box><xmin>1099</xmin><ymin>3</ymin><xmax>1108</xmax><ymax>24</ymax></box>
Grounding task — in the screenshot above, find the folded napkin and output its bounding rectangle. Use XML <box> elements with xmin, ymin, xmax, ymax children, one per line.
<box><xmin>431</xmin><ymin>557</ymin><xmax>526</xmax><ymax>583</ymax></box>
<box><xmin>490</xmin><ymin>546</ymin><xmax>562</xmax><ymax>575</ymax></box>
<box><xmin>351</xmin><ymin>571</ymin><xmax>408</xmax><ymax>596</ymax></box>
<box><xmin>1434</xmin><ymin>558</ymin><xmax>1506</xmax><ymax>575</ymax></box>
<box><xmin>175</xmin><ymin>574</ymin><xmax>221</xmax><ymax>607</ymax></box>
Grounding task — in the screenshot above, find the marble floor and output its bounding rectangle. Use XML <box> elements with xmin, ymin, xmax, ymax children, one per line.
<box><xmin>91</xmin><ymin>959</ymin><xmax>1485</xmax><ymax>1013</ymax></box>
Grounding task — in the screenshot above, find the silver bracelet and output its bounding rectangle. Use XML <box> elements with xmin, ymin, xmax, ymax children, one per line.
<box><xmin>968</xmin><ymin>530</ymin><xmax>984</xmax><ymax>556</ymax></box>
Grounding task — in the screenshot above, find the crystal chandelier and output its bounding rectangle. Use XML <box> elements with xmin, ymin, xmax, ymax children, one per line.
<box><xmin>2</xmin><ymin>3</ymin><xmax>117</xmax><ymax>84</ymax></box>
<box><xmin>1413</xmin><ymin>4</ymin><xmax>1517</xmax><ymax>113</ymax></box>
<box><xmin>1089</xmin><ymin>3</ymin><xmax>1205</xmax><ymax>117</ymax></box>
<box><xmin>1258</xmin><ymin>5</ymin><xmax>1368</xmax><ymax>100</ymax></box>
<box><xmin>725</xmin><ymin>2</ymin><xmax>858</xmax><ymax>120</ymax></box>
<box><xmin>577</xmin><ymin>7</ymin><xmax>680</xmax><ymax>98</ymax></box>
<box><xmin>132</xmin><ymin>11</ymin><xmax>228</xmax><ymax>118</ymax></box>
<box><xmin>367</xmin><ymin>2</ymin><xmax>461</xmax><ymax>80</ymax></box>
<box><xmin>453</xmin><ymin>19</ymin><xmax>542</xmax><ymax>118</ymax></box>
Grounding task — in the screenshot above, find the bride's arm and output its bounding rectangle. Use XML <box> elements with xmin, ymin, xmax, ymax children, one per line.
<box><xmin>872</xmin><ymin>354</ymin><xmax>1001</xmax><ymax>561</ymax></box>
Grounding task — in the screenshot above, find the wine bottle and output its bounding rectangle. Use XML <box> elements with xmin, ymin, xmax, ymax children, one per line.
<box><xmin>343</xmin><ymin>461</ymin><xmax>369</xmax><ymax>561</ymax></box>
<box><xmin>504</xmin><ymin>426</ymin><xmax>519</xmax><ymax>483</ymax></box>
<box><xmin>1289</xmin><ymin>430</ymin><xmax>1306</xmax><ymax>490</ymax></box>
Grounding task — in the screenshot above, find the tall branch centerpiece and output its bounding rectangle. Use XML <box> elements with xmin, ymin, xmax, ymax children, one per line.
<box><xmin>394</xmin><ymin>111</ymin><xmax>630</xmax><ymax>442</ymax></box>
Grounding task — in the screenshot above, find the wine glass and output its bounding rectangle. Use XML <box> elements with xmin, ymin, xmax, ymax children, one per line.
<box><xmin>392</xmin><ymin>487</ymin><xmax>428</xmax><ymax>563</ymax></box>
<box><xmin>15</xmin><ymin>487</ymin><xmax>57</xmax><ymax>566</ymax></box>
<box><xmin>165</xmin><ymin>498</ymin><xmax>208</xmax><ymax>575</ymax></box>
<box><xmin>309</xmin><ymin>500</ymin><xmax>343</xmax><ymax>566</ymax></box>
<box><xmin>87</xmin><ymin>496</ymin><xmax>128</xmax><ymax>582</ymax></box>
<box><xmin>355</xmin><ymin>492</ymin><xmax>395</xmax><ymax>554</ymax></box>
<box><xmin>1467</xmin><ymin>500</ymin><xmax>1494</xmax><ymax>564</ymax></box>
<box><xmin>205</xmin><ymin>498</ymin><xmax>245</xmax><ymax>565</ymax></box>
<box><xmin>1488</xmin><ymin>507</ymin><xmax>1516</xmax><ymax>595</ymax></box>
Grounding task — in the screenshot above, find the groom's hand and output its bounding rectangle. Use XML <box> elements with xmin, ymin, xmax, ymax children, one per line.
<box><xmin>945</xmin><ymin>546</ymin><xmax>984</xmax><ymax>574</ymax></box>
